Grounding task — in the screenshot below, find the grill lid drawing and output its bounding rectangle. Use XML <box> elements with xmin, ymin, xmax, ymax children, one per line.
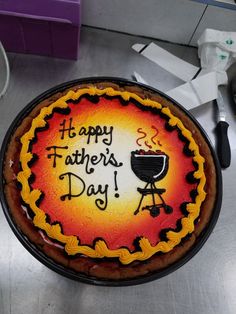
<box><xmin>131</xmin><ymin>150</ymin><xmax>173</xmax><ymax>217</ymax></box>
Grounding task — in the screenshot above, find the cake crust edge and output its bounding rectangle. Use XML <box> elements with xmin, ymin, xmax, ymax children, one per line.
<box><xmin>2</xmin><ymin>81</ymin><xmax>218</xmax><ymax>281</ymax></box>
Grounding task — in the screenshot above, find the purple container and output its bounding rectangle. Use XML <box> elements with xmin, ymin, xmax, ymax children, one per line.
<box><xmin>0</xmin><ymin>0</ymin><xmax>81</xmax><ymax>59</ymax></box>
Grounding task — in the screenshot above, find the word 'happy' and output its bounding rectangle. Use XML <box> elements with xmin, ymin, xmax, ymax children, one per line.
<box><xmin>59</xmin><ymin>117</ymin><xmax>113</xmax><ymax>146</ymax></box>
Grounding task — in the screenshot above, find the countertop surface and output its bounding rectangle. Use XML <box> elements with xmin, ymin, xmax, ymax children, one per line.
<box><xmin>0</xmin><ymin>26</ymin><xmax>236</xmax><ymax>314</ymax></box>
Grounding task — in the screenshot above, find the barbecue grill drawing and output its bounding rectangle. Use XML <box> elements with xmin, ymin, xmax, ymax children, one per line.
<box><xmin>131</xmin><ymin>150</ymin><xmax>173</xmax><ymax>217</ymax></box>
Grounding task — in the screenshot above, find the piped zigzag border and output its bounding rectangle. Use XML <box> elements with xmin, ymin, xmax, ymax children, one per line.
<box><xmin>17</xmin><ymin>87</ymin><xmax>206</xmax><ymax>265</ymax></box>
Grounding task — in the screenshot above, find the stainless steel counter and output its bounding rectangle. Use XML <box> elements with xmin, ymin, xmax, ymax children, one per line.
<box><xmin>0</xmin><ymin>27</ymin><xmax>236</xmax><ymax>314</ymax></box>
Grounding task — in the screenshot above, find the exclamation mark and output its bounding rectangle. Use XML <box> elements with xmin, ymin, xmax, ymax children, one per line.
<box><xmin>114</xmin><ymin>171</ymin><xmax>119</xmax><ymax>198</ymax></box>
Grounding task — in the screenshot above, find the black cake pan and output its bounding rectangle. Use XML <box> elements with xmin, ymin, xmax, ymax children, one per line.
<box><xmin>0</xmin><ymin>77</ymin><xmax>222</xmax><ymax>286</ymax></box>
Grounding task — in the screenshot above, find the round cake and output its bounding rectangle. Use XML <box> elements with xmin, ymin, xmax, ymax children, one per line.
<box><xmin>1</xmin><ymin>78</ymin><xmax>221</xmax><ymax>284</ymax></box>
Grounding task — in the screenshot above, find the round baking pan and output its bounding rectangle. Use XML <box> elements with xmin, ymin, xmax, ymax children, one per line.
<box><xmin>0</xmin><ymin>77</ymin><xmax>222</xmax><ymax>286</ymax></box>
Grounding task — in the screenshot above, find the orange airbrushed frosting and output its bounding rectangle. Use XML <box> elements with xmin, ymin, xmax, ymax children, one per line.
<box><xmin>17</xmin><ymin>87</ymin><xmax>206</xmax><ymax>264</ymax></box>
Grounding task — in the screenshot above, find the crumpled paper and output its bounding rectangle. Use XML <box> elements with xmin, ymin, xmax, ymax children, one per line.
<box><xmin>132</xmin><ymin>29</ymin><xmax>236</xmax><ymax>110</ymax></box>
<box><xmin>132</xmin><ymin>42</ymin><xmax>199</xmax><ymax>82</ymax></box>
<box><xmin>198</xmin><ymin>28</ymin><xmax>236</xmax><ymax>85</ymax></box>
<box><xmin>166</xmin><ymin>71</ymin><xmax>218</xmax><ymax>110</ymax></box>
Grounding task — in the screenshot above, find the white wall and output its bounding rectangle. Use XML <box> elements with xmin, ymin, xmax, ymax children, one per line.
<box><xmin>190</xmin><ymin>5</ymin><xmax>236</xmax><ymax>45</ymax></box>
<box><xmin>81</xmin><ymin>0</ymin><xmax>236</xmax><ymax>46</ymax></box>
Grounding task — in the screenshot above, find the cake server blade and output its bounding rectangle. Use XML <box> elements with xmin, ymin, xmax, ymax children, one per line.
<box><xmin>215</xmin><ymin>87</ymin><xmax>231</xmax><ymax>168</ymax></box>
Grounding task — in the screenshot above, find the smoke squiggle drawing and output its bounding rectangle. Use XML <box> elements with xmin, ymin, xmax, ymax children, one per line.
<box><xmin>136</xmin><ymin>128</ymin><xmax>147</xmax><ymax>147</ymax></box>
<box><xmin>151</xmin><ymin>126</ymin><xmax>159</xmax><ymax>145</ymax></box>
<box><xmin>136</xmin><ymin>126</ymin><xmax>162</xmax><ymax>149</ymax></box>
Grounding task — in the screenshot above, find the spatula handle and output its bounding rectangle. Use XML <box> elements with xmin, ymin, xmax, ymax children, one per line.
<box><xmin>215</xmin><ymin>121</ymin><xmax>231</xmax><ymax>168</ymax></box>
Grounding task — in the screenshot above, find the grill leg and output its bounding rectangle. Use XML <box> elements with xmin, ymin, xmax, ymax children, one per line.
<box><xmin>153</xmin><ymin>183</ymin><xmax>173</xmax><ymax>214</ymax></box>
<box><xmin>151</xmin><ymin>183</ymin><xmax>156</xmax><ymax>206</ymax></box>
<box><xmin>134</xmin><ymin>182</ymin><xmax>150</xmax><ymax>215</ymax></box>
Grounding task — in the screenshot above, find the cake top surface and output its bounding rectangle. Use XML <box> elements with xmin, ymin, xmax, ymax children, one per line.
<box><xmin>17</xmin><ymin>86</ymin><xmax>206</xmax><ymax>264</ymax></box>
